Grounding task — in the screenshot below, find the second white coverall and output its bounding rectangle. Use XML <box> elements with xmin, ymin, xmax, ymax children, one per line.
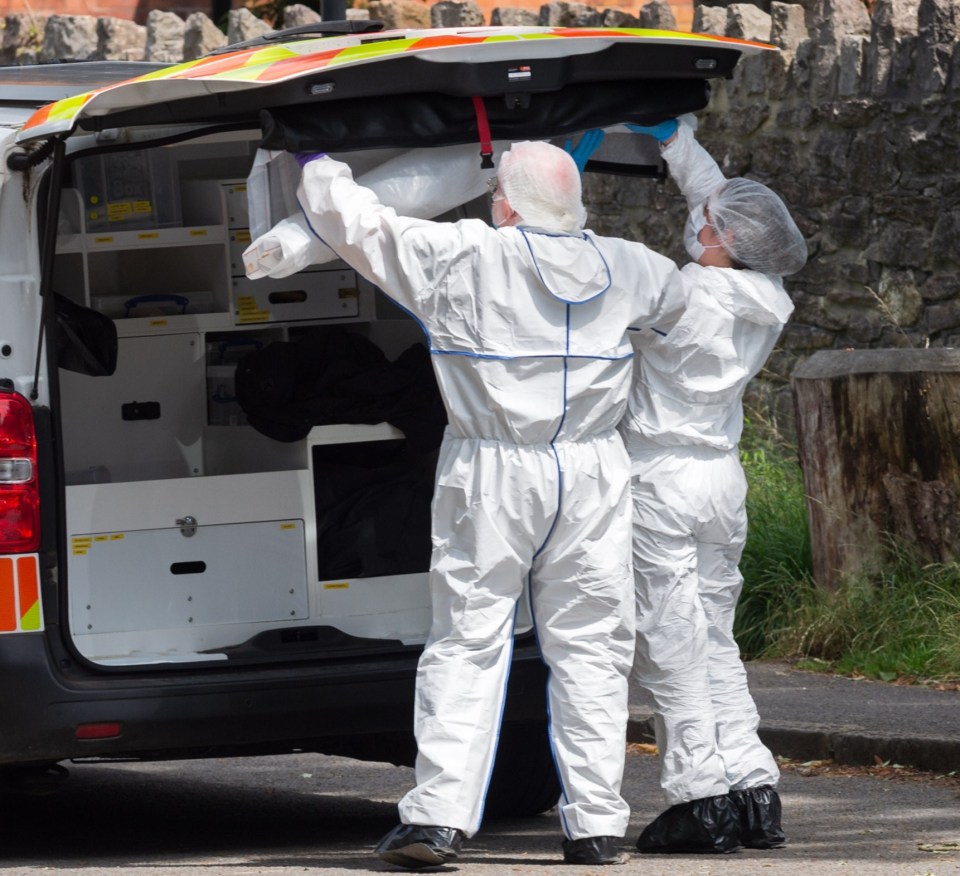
<box><xmin>620</xmin><ymin>123</ymin><xmax>792</xmax><ymax>807</ymax></box>
<box><xmin>296</xmin><ymin>153</ymin><xmax>687</xmax><ymax>839</ymax></box>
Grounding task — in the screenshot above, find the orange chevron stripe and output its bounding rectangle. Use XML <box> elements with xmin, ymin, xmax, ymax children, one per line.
<box><xmin>0</xmin><ymin>558</ymin><xmax>14</xmax><ymax>632</ymax></box>
<box><xmin>251</xmin><ymin>46</ymin><xmax>347</xmax><ymax>81</ymax></box>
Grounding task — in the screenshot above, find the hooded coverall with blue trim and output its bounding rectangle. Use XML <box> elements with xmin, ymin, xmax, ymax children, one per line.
<box><xmin>620</xmin><ymin>123</ymin><xmax>793</xmax><ymax>807</ymax></box>
<box><xmin>296</xmin><ymin>155</ymin><xmax>687</xmax><ymax>840</ymax></box>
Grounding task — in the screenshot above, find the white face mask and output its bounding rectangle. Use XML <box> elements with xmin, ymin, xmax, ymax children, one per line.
<box><xmin>492</xmin><ymin>193</ymin><xmax>513</xmax><ymax>228</ymax></box>
<box><xmin>683</xmin><ymin>206</ymin><xmax>725</xmax><ymax>263</ymax></box>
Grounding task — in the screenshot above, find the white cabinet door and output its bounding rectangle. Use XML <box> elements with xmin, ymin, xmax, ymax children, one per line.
<box><xmin>60</xmin><ymin>333</ymin><xmax>205</xmax><ymax>483</ymax></box>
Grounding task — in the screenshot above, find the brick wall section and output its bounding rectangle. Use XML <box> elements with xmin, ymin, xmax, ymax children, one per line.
<box><xmin>3</xmin><ymin>0</ymin><xmax>957</xmax><ymax>438</ymax></box>
<box><xmin>0</xmin><ymin>0</ymin><xmax>227</xmax><ymax>24</ymax></box>
<box><xmin>0</xmin><ymin>0</ymin><xmax>693</xmax><ymax>27</ymax></box>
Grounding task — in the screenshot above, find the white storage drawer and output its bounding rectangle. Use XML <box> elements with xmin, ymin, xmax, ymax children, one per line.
<box><xmin>233</xmin><ymin>269</ymin><xmax>361</xmax><ymax>324</ymax></box>
<box><xmin>68</xmin><ymin>518</ymin><xmax>309</xmax><ymax>634</ymax></box>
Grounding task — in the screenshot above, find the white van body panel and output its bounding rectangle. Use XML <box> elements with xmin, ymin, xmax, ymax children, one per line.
<box><xmin>0</xmin><ymin>121</ymin><xmax>47</xmax><ymax>406</ymax></box>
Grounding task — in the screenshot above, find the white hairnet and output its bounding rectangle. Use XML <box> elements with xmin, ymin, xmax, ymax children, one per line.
<box><xmin>498</xmin><ymin>141</ymin><xmax>586</xmax><ymax>234</ymax></box>
<box><xmin>707</xmin><ymin>178</ymin><xmax>807</xmax><ymax>276</ymax></box>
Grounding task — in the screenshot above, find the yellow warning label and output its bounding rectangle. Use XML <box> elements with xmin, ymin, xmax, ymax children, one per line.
<box><xmin>233</xmin><ymin>229</ymin><xmax>251</xmax><ymax>243</ymax></box>
<box><xmin>72</xmin><ymin>533</ymin><xmax>124</xmax><ymax>553</ymax></box>
<box><xmin>236</xmin><ymin>295</ymin><xmax>269</xmax><ymax>324</ymax></box>
<box><xmin>279</xmin><ymin>522</ymin><xmax>298</xmax><ymax>531</ymax></box>
<box><xmin>189</xmin><ymin>229</ymin><xmax>209</xmax><ymax>238</ymax></box>
<box><xmin>107</xmin><ymin>202</ymin><xmax>133</xmax><ymax>220</ymax></box>
<box><xmin>71</xmin><ymin>536</ymin><xmax>91</xmax><ymax>556</ymax></box>
<box><xmin>138</xmin><ymin>232</ymin><xmax>160</xmax><ymax>240</ymax></box>
<box><xmin>323</xmin><ymin>582</ymin><xmax>350</xmax><ymax>590</ymax></box>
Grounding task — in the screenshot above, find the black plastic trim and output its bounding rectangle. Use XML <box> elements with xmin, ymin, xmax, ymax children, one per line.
<box><xmin>0</xmin><ymin>633</ymin><xmax>548</xmax><ymax>767</ymax></box>
<box><xmin>260</xmin><ymin>79</ymin><xmax>709</xmax><ymax>153</ymax></box>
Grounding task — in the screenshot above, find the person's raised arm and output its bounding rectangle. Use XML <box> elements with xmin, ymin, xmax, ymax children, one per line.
<box><xmin>294</xmin><ymin>153</ymin><xmax>464</xmax><ymax>318</ymax></box>
<box><xmin>648</xmin><ymin>117</ymin><xmax>726</xmax><ymax>212</ymax></box>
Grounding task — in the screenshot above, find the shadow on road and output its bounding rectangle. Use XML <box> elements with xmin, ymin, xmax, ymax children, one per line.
<box><xmin>0</xmin><ymin>750</ymin><xmax>957</xmax><ymax>874</ymax></box>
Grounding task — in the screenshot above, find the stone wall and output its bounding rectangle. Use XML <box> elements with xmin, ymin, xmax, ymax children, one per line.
<box><xmin>3</xmin><ymin>0</ymin><xmax>958</xmax><ymax>439</ymax></box>
<box><xmin>584</xmin><ymin>0</ymin><xmax>960</xmax><ymax>439</ymax></box>
<box><xmin>0</xmin><ymin>2</ymin><xmax>680</xmax><ymax>63</ymax></box>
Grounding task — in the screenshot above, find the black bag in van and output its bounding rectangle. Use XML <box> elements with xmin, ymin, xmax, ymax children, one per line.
<box><xmin>313</xmin><ymin>460</ymin><xmax>434</xmax><ymax>580</ymax></box>
<box><xmin>234</xmin><ymin>327</ymin><xmax>446</xmax><ymax>452</ymax></box>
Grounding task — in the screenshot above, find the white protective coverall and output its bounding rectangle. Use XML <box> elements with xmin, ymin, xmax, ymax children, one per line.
<box><xmin>295</xmin><ymin>152</ymin><xmax>687</xmax><ymax>839</ymax></box>
<box><xmin>620</xmin><ymin>123</ymin><xmax>793</xmax><ymax>807</ymax></box>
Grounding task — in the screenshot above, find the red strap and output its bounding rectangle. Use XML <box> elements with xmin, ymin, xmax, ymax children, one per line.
<box><xmin>471</xmin><ymin>95</ymin><xmax>495</xmax><ymax>169</ymax></box>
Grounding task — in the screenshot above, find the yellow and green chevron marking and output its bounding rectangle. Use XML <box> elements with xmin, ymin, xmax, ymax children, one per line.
<box><xmin>21</xmin><ymin>27</ymin><xmax>770</xmax><ymax>138</ymax></box>
<box><xmin>0</xmin><ymin>554</ymin><xmax>43</xmax><ymax>633</ymax></box>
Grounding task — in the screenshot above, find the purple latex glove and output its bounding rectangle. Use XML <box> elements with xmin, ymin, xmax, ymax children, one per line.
<box><xmin>294</xmin><ymin>152</ymin><xmax>327</xmax><ymax>168</ymax></box>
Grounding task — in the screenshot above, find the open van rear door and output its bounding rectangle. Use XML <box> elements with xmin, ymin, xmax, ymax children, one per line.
<box><xmin>15</xmin><ymin>25</ymin><xmax>774</xmax><ymax>152</ymax></box>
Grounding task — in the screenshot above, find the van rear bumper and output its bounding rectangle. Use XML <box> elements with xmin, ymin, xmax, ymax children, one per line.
<box><xmin>0</xmin><ymin>633</ymin><xmax>549</xmax><ymax>767</ymax></box>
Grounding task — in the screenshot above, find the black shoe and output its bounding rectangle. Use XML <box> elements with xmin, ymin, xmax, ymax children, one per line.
<box><xmin>562</xmin><ymin>836</ymin><xmax>628</xmax><ymax>865</ymax></box>
<box><xmin>375</xmin><ymin>823</ymin><xmax>464</xmax><ymax>869</ymax></box>
<box><xmin>729</xmin><ymin>785</ymin><xmax>787</xmax><ymax>849</ymax></box>
<box><xmin>636</xmin><ymin>795</ymin><xmax>742</xmax><ymax>854</ymax></box>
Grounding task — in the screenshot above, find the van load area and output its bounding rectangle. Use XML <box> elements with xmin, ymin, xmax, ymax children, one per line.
<box><xmin>52</xmin><ymin>134</ymin><xmax>496</xmax><ymax>668</ymax></box>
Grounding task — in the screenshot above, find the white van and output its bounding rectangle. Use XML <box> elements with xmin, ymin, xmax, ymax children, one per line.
<box><xmin>0</xmin><ymin>22</ymin><xmax>765</xmax><ymax>808</ymax></box>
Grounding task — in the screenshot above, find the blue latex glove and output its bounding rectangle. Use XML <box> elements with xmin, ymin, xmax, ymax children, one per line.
<box><xmin>563</xmin><ymin>129</ymin><xmax>606</xmax><ymax>173</ymax></box>
<box><xmin>294</xmin><ymin>152</ymin><xmax>327</xmax><ymax>168</ymax></box>
<box><xmin>626</xmin><ymin>119</ymin><xmax>679</xmax><ymax>142</ymax></box>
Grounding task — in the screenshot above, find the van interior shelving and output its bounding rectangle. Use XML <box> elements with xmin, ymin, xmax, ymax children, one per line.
<box><xmin>52</xmin><ymin>131</ymin><xmax>488</xmax><ymax>669</ymax></box>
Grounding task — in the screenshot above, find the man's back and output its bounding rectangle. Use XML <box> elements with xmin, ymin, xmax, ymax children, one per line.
<box><xmin>622</xmin><ymin>261</ymin><xmax>793</xmax><ymax>453</ymax></box>
<box><xmin>296</xmin><ymin>155</ymin><xmax>687</xmax><ymax>445</ymax></box>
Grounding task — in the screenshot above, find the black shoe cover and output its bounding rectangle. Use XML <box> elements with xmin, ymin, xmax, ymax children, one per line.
<box><xmin>375</xmin><ymin>823</ymin><xmax>464</xmax><ymax>869</ymax></box>
<box><xmin>729</xmin><ymin>785</ymin><xmax>786</xmax><ymax>849</ymax></box>
<box><xmin>636</xmin><ymin>795</ymin><xmax>742</xmax><ymax>854</ymax></box>
<box><xmin>562</xmin><ymin>835</ymin><xmax>628</xmax><ymax>865</ymax></box>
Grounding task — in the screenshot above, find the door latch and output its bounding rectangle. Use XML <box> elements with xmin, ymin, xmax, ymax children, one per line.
<box><xmin>175</xmin><ymin>515</ymin><xmax>197</xmax><ymax>537</ymax></box>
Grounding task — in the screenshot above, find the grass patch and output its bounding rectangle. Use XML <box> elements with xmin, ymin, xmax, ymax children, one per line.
<box><xmin>735</xmin><ymin>417</ymin><xmax>814</xmax><ymax>659</ymax></box>
<box><xmin>774</xmin><ymin>549</ymin><xmax>960</xmax><ymax>683</ymax></box>
<box><xmin>735</xmin><ymin>417</ymin><xmax>960</xmax><ymax>685</ymax></box>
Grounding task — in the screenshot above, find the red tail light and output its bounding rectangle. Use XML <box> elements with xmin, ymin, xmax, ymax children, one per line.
<box><xmin>0</xmin><ymin>392</ymin><xmax>40</xmax><ymax>553</ymax></box>
<box><xmin>76</xmin><ymin>722</ymin><xmax>122</xmax><ymax>740</ymax></box>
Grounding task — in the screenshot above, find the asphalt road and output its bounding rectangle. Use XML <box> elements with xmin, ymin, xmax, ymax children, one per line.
<box><xmin>0</xmin><ymin>749</ymin><xmax>957</xmax><ymax>875</ymax></box>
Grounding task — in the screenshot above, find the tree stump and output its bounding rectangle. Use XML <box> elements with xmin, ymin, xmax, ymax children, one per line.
<box><xmin>791</xmin><ymin>349</ymin><xmax>960</xmax><ymax>590</ymax></box>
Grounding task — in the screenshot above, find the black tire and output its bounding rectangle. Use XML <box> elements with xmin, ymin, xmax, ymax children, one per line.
<box><xmin>484</xmin><ymin>719</ymin><xmax>560</xmax><ymax>818</ymax></box>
